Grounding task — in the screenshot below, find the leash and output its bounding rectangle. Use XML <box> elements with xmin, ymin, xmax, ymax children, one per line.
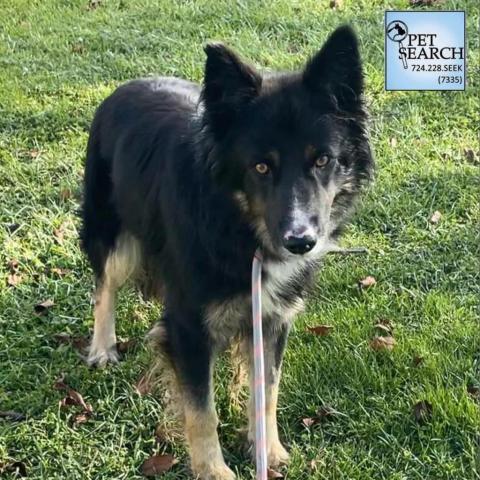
<box><xmin>252</xmin><ymin>248</ymin><xmax>267</xmax><ymax>480</ymax></box>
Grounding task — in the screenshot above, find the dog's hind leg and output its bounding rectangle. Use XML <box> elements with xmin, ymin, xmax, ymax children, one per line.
<box><xmin>87</xmin><ymin>233</ymin><xmax>140</xmax><ymax>367</ymax></box>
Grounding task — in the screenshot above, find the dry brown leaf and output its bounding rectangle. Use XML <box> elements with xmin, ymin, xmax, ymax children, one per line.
<box><xmin>0</xmin><ymin>461</ymin><xmax>27</xmax><ymax>477</ymax></box>
<box><xmin>307</xmin><ymin>325</ymin><xmax>334</xmax><ymax>337</ymax></box>
<box><xmin>140</xmin><ymin>454</ymin><xmax>176</xmax><ymax>476</ymax></box>
<box><xmin>50</xmin><ymin>267</ymin><xmax>71</xmax><ymax>277</ymax></box>
<box><xmin>467</xmin><ymin>385</ymin><xmax>480</xmax><ymax>402</ymax></box>
<box><xmin>7</xmin><ymin>260</ymin><xmax>19</xmax><ymax>272</ymax></box>
<box><xmin>28</xmin><ymin>148</ymin><xmax>40</xmax><ymax>158</ymax></box>
<box><xmin>412</xmin><ymin>355</ymin><xmax>424</xmax><ymax>367</ymax></box>
<box><xmin>54</xmin><ymin>333</ymin><xmax>90</xmax><ymax>352</ymax></box>
<box><xmin>359</xmin><ymin>276</ymin><xmax>376</xmax><ymax>288</ymax></box>
<box><xmin>302</xmin><ymin>405</ymin><xmax>342</xmax><ymax>428</ymax></box>
<box><xmin>6</xmin><ymin>223</ymin><xmax>20</xmax><ymax>234</ymax></box>
<box><xmin>53</xmin><ymin>226</ymin><xmax>65</xmax><ymax>244</ymax></box>
<box><xmin>0</xmin><ymin>411</ymin><xmax>26</xmax><ymax>422</ymax></box>
<box><xmin>135</xmin><ymin>374</ymin><xmax>152</xmax><ymax>396</ymax></box>
<box><xmin>267</xmin><ymin>468</ymin><xmax>284</xmax><ymax>478</ymax></box>
<box><xmin>54</xmin><ymin>374</ymin><xmax>93</xmax><ymax>414</ymax></box>
<box><xmin>429</xmin><ymin>210</ymin><xmax>442</xmax><ymax>224</ymax></box>
<box><xmin>71</xmin><ymin>43</ymin><xmax>86</xmax><ymax>54</ymax></box>
<box><xmin>59</xmin><ymin>188</ymin><xmax>72</xmax><ymax>201</ymax></box>
<box><xmin>302</xmin><ymin>417</ymin><xmax>317</xmax><ymax>427</ymax></box>
<box><xmin>329</xmin><ymin>0</ymin><xmax>343</xmax><ymax>8</ymax></box>
<box><xmin>7</xmin><ymin>273</ymin><xmax>22</xmax><ymax>287</ymax></box>
<box><xmin>410</xmin><ymin>0</ymin><xmax>444</xmax><ymax>5</ymax></box>
<box><xmin>370</xmin><ymin>336</ymin><xmax>395</xmax><ymax>351</ymax></box>
<box><xmin>464</xmin><ymin>148</ymin><xmax>478</xmax><ymax>164</ymax></box>
<box><xmin>73</xmin><ymin>412</ymin><xmax>91</xmax><ymax>425</ymax></box>
<box><xmin>374</xmin><ymin>323</ymin><xmax>391</xmax><ymax>334</ymax></box>
<box><xmin>117</xmin><ymin>338</ymin><xmax>137</xmax><ymax>354</ymax></box>
<box><xmin>413</xmin><ymin>400</ymin><xmax>432</xmax><ymax>423</ymax></box>
<box><xmin>34</xmin><ymin>299</ymin><xmax>55</xmax><ymax>315</ymax></box>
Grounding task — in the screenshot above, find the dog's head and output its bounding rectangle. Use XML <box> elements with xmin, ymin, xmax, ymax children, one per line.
<box><xmin>201</xmin><ymin>26</ymin><xmax>373</xmax><ymax>257</ymax></box>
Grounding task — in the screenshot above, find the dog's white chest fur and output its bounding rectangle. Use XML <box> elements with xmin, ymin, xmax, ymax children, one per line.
<box><xmin>205</xmin><ymin>256</ymin><xmax>308</xmax><ymax>345</ymax></box>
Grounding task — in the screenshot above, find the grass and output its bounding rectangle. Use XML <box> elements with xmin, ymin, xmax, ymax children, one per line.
<box><xmin>0</xmin><ymin>0</ymin><xmax>479</xmax><ymax>478</ymax></box>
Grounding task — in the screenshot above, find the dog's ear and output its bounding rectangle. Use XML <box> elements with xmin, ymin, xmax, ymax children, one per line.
<box><xmin>303</xmin><ymin>26</ymin><xmax>363</xmax><ymax>110</ymax></box>
<box><xmin>202</xmin><ymin>43</ymin><xmax>262</xmax><ymax>135</ymax></box>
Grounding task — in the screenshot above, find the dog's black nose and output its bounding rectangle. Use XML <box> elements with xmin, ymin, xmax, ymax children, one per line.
<box><xmin>283</xmin><ymin>235</ymin><xmax>317</xmax><ymax>255</ymax></box>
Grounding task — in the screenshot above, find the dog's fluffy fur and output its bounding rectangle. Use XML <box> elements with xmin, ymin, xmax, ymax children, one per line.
<box><xmin>81</xmin><ymin>25</ymin><xmax>373</xmax><ymax>479</ymax></box>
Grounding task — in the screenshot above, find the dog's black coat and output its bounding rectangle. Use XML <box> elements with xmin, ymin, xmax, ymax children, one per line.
<box><xmin>81</xmin><ymin>26</ymin><xmax>373</xmax><ymax>406</ymax></box>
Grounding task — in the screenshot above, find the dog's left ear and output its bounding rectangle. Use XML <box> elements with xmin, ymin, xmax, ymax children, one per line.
<box><xmin>203</xmin><ymin>43</ymin><xmax>262</xmax><ymax>137</ymax></box>
<box><xmin>303</xmin><ymin>25</ymin><xmax>363</xmax><ymax>110</ymax></box>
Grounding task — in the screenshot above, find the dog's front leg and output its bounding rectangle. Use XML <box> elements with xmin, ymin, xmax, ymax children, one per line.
<box><xmin>169</xmin><ymin>318</ymin><xmax>235</xmax><ymax>480</ymax></box>
<box><xmin>247</xmin><ymin>320</ymin><xmax>291</xmax><ymax>468</ymax></box>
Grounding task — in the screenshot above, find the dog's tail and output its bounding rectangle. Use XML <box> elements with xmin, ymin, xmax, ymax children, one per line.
<box><xmin>80</xmin><ymin>114</ymin><xmax>121</xmax><ymax>278</ymax></box>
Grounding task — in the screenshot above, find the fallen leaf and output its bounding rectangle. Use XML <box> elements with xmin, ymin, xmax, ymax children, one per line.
<box><xmin>53</xmin><ymin>226</ymin><xmax>65</xmax><ymax>244</ymax></box>
<box><xmin>28</xmin><ymin>148</ymin><xmax>40</xmax><ymax>158</ymax></box>
<box><xmin>59</xmin><ymin>188</ymin><xmax>72</xmax><ymax>201</ymax></box>
<box><xmin>359</xmin><ymin>276</ymin><xmax>376</xmax><ymax>288</ymax></box>
<box><xmin>410</xmin><ymin>0</ymin><xmax>444</xmax><ymax>5</ymax></box>
<box><xmin>467</xmin><ymin>385</ymin><xmax>480</xmax><ymax>402</ymax></box>
<box><xmin>302</xmin><ymin>417</ymin><xmax>317</xmax><ymax>427</ymax></box>
<box><xmin>7</xmin><ymin>260</ymin><xmax>19</xmax><ymax>272</ymax></box>
<box><xmin>413</xmin><ymin>400</ymin><xmax>432</xmax><ymax>423</ymax></box>
<box><xmin>389</xmin><ymin>137</ymin><xmax>397</xmax><ymax>148</ymax></box>
<box><xmin>71</xmin><ymin>43</ymin><xmax>86</xmax><ymax>54</ymax></box>
<box><xmin>464</xmin><ymin>148</ymin><xmax>479</xmax><ymax>164</ymax></box>
<box><xmin>429</xmin><ymin>210</ymin><xmax>442</xmax><ymax>224</ymax></box>
<box><xmin>53</xmin><ymin>333</ymin><xmax>90</xmax><ymax>352</ymax></box>
<box><xmin>307</xmin><ymin>325</ymin><xmax>334</xmax><ymax>337</ymax></box>
<box><xmin>135</xmin><ymin>374</ymin><xmax>152</xmax><ymax>396</ymax></box>
<box><xmin>302</xmin><ymin>405</ymin><xmax>343</xmax><ymax>428</ymax></box>
<box><xmin>267</xmin><ymin>468</ymin><xmax>284</xmax><ymax>478</ymax></box>
<box><xmin>6</xmin><ymin>223</ymin><xmax>20</xmax><ymax>234</ymax></box>
<box><xmin>117</xmin><ymin>338</ymin><xmax>137</xmax><ymax>354</ymax></box>
<box><xmin>54</xmin><ymin>374</ymin><xmax>93</xmax><ymax>414</ymax></box>
<box><xmin>73</xmin><ymin>412</ymin><xmax>91</xmax><ymax>425</ymax></box>
<box><xmin>412</xmin><ymin>355</ymin><xmax>424</xmax><ymax>367</ymax></box>
<box><xmin>0</xmin><ymin>461</ymin><xmax>27</xmax><ymax>477</ymax></box>
<box><xmin>34</xmin><ymin>299</ymin><xmax>55</xmax><ymax>315</ymax></box>
<box><xmin>88</xmin><ymin>0</ymin><xmax>102</xmax><ymax>9</ymax></box>
<box><xmin>370</xmin><ymin>336</ymin><xmax>395</xmax><ymax>351</ymax></box>
<box><xmin>0</xmin><ymin>411</ymin><xmax>26</xmax><ymax>422</ymax></box>
<box><xmin>329</xmin><ymin>0</ymin><xmax>343</xmax><ymax>8</ymax></box>
<box><xmin>141</xmin><ymin>454</ymin><xmax>176</xmax><ymax>476</ymax></box>
<box><xmin>7</xmin><ymin>273</ymin><xmax>22</xmax><ymax>287</ymax></box>
<box><xmin>374</xmin><ymin>323</ymin><xmax>392</xmax><ymax>334</ymax></box>
<box><xmin>50</xmin><ymin>267</ymin><xmax>71</xmax><ymax>277</ymax></box>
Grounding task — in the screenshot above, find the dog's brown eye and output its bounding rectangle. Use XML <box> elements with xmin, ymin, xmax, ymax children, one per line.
<box><xmin>315</xmin><ymin>155</ymin><xmax>330</xmax><ymax>168</ymax></box>
<box><xmin>255</xmin><ymin>162</ymin><xmax>270</xmax><ymax>175</ymax></box>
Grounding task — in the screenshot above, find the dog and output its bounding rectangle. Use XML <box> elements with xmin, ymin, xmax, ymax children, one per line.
<box><xmin>81</xmin><ymin>25</ymin><xmax>373</xmax><ymax>480</ymax></box>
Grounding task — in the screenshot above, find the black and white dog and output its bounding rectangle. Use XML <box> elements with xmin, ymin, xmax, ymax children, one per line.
<box><xmin>81</xmin><ymin>25</ymin><xmax>373</xmax><ymax>479</ymax></box>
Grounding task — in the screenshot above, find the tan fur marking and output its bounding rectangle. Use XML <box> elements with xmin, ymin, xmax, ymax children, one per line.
<box><xmin>184</xmin><ymin>400</ymin><xmax>235</xmax><ymax>480</ymax></box>
<box><xmin>87</xmin><ymin>233</ymin><xmax>141</xmax><ymax>367</ymax></box>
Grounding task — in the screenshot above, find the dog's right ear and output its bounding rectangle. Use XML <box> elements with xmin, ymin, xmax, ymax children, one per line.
<box><xmin>202</xmin><ymin>43</ymin><xmax>262</xmax><ymax>136</ymax></box>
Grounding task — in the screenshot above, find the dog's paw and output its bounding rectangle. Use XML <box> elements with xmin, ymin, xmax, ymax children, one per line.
<box><xmin>86</xmin><ymin>344</ymin><xmax>119</xmax><ymax>368</ymax></box>
<box><xmin>193</xmin><ymin>463</ymin><xmax>236</xmax><ymax>480</ymax></box>
<box><xmin>267</xmin><ymin>440</ymin><xmax>290</xmax><ymax>467</ymax></box>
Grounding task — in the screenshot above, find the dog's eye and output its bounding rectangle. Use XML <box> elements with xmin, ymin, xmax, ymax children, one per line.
<box><xmin>315</xmin><ymin>155</ymin><xmax>330</xmax><ymax>168</ymax></box>
<box><xmin>255</xmin><ymin>162</ymin><xmax>270</xmax><ymax>175</ymax></box>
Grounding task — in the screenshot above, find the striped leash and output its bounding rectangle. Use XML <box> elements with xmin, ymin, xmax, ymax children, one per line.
<box><xmin>252</xmin><ymin>248</ymin><xmax>267</xmax><ymax>480</ymax></box>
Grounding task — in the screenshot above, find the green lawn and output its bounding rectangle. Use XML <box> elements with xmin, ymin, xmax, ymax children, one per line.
<box><xmin>0</xmin><ymin>0</ymin><xmax>479</xmax><ymax>479</ymax></box>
